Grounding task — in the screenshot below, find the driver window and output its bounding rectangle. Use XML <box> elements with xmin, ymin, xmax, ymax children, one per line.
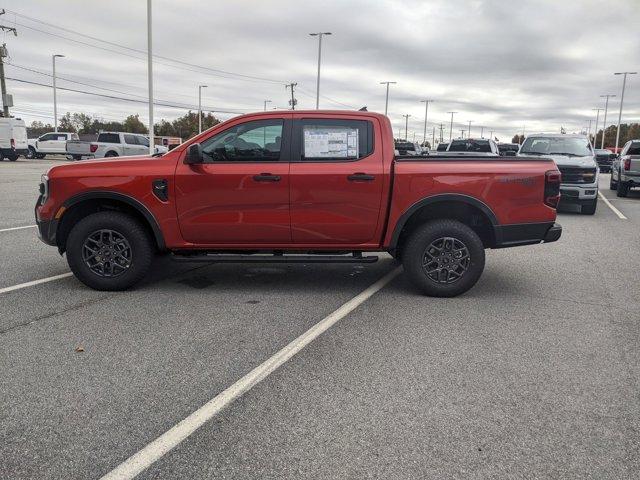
<box><xmin>201</xmin><ymin>119</ymin><xmax>284</xmax><ymax>162</ymax></box>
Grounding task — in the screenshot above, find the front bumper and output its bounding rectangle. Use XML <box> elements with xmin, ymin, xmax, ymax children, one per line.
<box><xmin>493</xmin><ymin>222</ymin><xmax>562</xmax><ymax>248</ymax></box>
<box><xmin>559</xmin><ymin>183</ymin><xmax>598</xmax><ymax>203</ymax></box>
<box><xmin>35</xmin><ymin>201</ymin><xmax>58</xmax><ymax>246</ymax></box>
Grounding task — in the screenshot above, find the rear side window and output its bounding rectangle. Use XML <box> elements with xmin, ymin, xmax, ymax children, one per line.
<box><xmin>98</xmin><ymin>133</ymin><xmax>121</xmax><ymax>144</ymax></box>
<box><xmin>628</xmin><ymin>143</ymin><xmax>640</xmax><ymax>155</ymax></box>
<box><xmin>299</xmin><ymin>119</ymin><xmax>373</xmax><ymax>161</ymax></box>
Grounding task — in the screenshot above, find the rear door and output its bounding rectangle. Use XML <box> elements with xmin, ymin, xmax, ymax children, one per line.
<box><xmin>289</xmin><ymin>115</ymin><xmax>384</xmax><ymax>245</ymax></box>
<box><xmin>175</xmin><ymin>115</ymin><xmax>292</xmax><ymax>244</ymax></box>
<box><xmin>123</xmin><ymin>134</ymin><xmax>140</xmax><ymax>156</ymax></box>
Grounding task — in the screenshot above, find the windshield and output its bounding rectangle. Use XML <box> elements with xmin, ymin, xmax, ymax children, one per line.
<box><xmin>521</xmin><ymin>137</ymin><xmax>592</xmax><ymax>157</ymax></box>
<box><xmin>448</xmin><ymin>140</ymin><xmax>491</xmax><ymax>153</ymax></box>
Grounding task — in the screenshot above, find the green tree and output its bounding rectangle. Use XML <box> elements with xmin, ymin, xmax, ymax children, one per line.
<box><xmin>27</xmin><ymin>121</ymin><xmax>54</xmax><ymax>138</ymax></box>
<box><xmin>122</xmin><ymin>114</ymin><xmax>148</xmax><ymax>134</ymax></box>
<box><xmin>58</xmin><ymin>112</ymin><xmax>76</xmax><ymax>132</ymax></box>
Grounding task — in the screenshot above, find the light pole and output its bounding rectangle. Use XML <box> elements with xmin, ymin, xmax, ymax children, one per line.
<box><xmin>380</xmin><ymin>81</ymin><xmax>396</xmax><ymax>116</ymax></box>
<box><xmin>309</xmin><ymin>32</ymin><xmax>331</xmax><ymax>109</ymax></box>
<box><xmin>600</xmin><ymin>94</ymin><xmax>615</xmax><ymax>149</ymax></box>
<box><xmin>263</xmin><ymin>99</ymin><xmax>272</xmax><ymax>111</ymax></box>
<box><xmin>198</xmin><ymin>85</ymin><xmax>208</xmax><ymax>134</ymax></box>
<box><xmin>447</xmin><ymin>112</ymin><xmax>457</xmax><ymax>142</ymax></box>
<box><xmin>479</xmin><ymin>126</ymin><xmax>485</xmax><ymax>138</ymax></box>
<box><xmin>52</xmin><ymin>54</ymin><xmax>64</xmax><ymax>132</ymax></box>
<box><xmin>402</xmin><ymin>114</ymin><xmax>411</xmax><ymax>141</ymax></box>
<box><xmin>467</xmin><ymin>120</ymin><xmax>473</xmax><ymax>138</ymax></box>
<box><xmin>614</xmin><ymin>71</ymin><xmax>637</xmax><ymax>153</ymax></box>
<box><xmin>147</xmin><ymin>0</ymin><xmax>154</xmax><ymax>154</ymax></box>
<box><xmin>420</xmin><ymin>99</ymin><xmax>432</xmax><ymax>145</ymax></box>
<box><xmin>592</xmin><ymin>107</ymin><xmax>602</xmax><ymax>148</ymax></box>
<box><xmin>489</xmin><ymin>130</ymin><xmax>494</xmax><ymax>140</ymax></box>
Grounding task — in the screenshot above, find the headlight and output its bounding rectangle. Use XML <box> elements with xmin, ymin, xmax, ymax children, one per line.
<box><xmin>39</xmin><ymin>174</ymin><xmax>49</xmax><ymax>203</ymax></box>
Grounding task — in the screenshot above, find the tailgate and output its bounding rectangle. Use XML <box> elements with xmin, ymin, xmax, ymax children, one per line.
<box><xmin>65</xmin><ymin>141</ymin><xmax>92</xmax><ymax>155</ymax></box>
<box><xmin>629</xmin><ymin>155</ymin><xmax>640</xmax><ymax>173</ymax></box>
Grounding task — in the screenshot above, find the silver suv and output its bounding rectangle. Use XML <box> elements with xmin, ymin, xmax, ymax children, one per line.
<box><xmin>518</xmin><ymin>134</ymin><xmax>598</xmax><ymax>215</ymax></box>
<box><xmin>610</xmin><ymin>140</ymin><xmax>640</xmax><ymax>197</ymax></box>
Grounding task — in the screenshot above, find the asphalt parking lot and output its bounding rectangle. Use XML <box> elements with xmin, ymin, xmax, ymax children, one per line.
<box><xmin>2</xmin><ymin>158</ymin><xmax>640</xmax><ymax>479</ymax></box>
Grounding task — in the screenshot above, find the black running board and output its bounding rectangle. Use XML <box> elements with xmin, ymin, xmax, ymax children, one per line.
<box><xmin>171</xmin><ymin>253</ymin><xmax>379</xmax><ymax>264</ymax></box>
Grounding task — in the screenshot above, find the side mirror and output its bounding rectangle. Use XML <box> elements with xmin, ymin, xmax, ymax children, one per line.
<box><xmin>184</xmin><ymin>143</ymin><xmax>203</xmax><ymax>164</ymax></box>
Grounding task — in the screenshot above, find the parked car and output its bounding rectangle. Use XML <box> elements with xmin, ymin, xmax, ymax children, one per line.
<box><xmin>36</xmin><ymin>110</ymin><xmax>561</xmax><ymax>296</ymax></box>
<box><xmin>593</xmin><ymin>148</ymin><xmax>616</xmax><ymax>173</ymax></box>
<box><xmin>395</xmin><ymin>141</ymin><xmax>422</xmax><ymax>156</ymax></box>
<box><xmin>443</xmin><ymin>138</ymin><xmax>499</xmax><ymax>156</ymax></box>
<box><xmin>518</xmin><ymin>134</ymin><xmax>597</xmax><ymax>214</ymax></box>
<box><xmin>610</xmin><ymin>139</ymin><xmax>640</xmax><ymax>197</ymax></box>
<box><xmin>27</xmin><ymin>132</ymin><xmax>79</xmax><ymax>159</ymax></box>
<box><xmin>0</xmin><ymin>117</ymin><xmax>28</xmax><ymax>161</ymax></box>
<box><xmin>65</xmin><ymin>132</ymin><xmax>168</xmax><ymax>160</ymax></box>
<box><xmin>498</xmin><ymin>143</ymin><xmax>520</xmax><ymax>156</ymax></box>
<box><xmin>436</xmin><ymin>142</ymin><xmax>449</xmax><ymax>152</ymax></box>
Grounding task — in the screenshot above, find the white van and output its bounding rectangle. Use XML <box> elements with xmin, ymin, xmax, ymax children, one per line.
<box><xmin>0</xmin><ymin>118</ymin><xmax>28</xmax><ymax>161</ymax></box>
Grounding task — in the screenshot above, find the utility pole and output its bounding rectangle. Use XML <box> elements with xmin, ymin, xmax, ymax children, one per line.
<box><xmin>592</xmin><ymin>107</ymin><xmax>602</xmax><ymax>148</ymax></box>
<box><xmin>147</xmin><ymin>0</ymin><xmax>154</xmax><ymax>154</ymax></box>
<box><xmin>263</xmin><ymin>99</ymin><xmax>272</xmax><ymax>111</ymax></box>
<box><xmin>467</xmin><ymin>120</ymin><xmax>473</xmax><ymax>138</ymax></box>
<box><xmin>402</xmin><ymin>114</ymin><xmax>411</xmax><ymax>141</ymax></box>
<box><xmin>286</xmin><ymin>83</ymin><xmax>297</xmax><ymax>110</ymax></box>
<box><xmin>600</xmin><ymin>93</ymin><xmax>615</xmax><ymax>149</ymax></box>
<box><xmin>432</xmin><ymin>126</ymin><xmax>435</xmax><ymax>148</ymax></box>
<box><xmin>460</xmin><ymin>129</ymin><xmax>465</xmax><ymax>139</ymax></box>
<box><xmin>420</xmin><ymin>99</ymin><xmax>432</xmax><ymax>145</ymax></box>
<box><xmin>447</xmin><ymin>112</ymin><xmax>457</xmax><ymax>142</ymax></box>
<box><xmin>309</xmin><ymin>32</ymin><xmax>331</xmax><ymax>109</ymax></box>
<box><xmin>439</xmin><ymin>123</ymin><xmax>444</xmax><ymax>143</ymax></box>
<box><xmin>614</xmin><ymin>71</ymin><xmax>637</xmax><ymax>153</ymax></box>
<box><xmin>479</xmin><ymin>126</ymin><xmax>485</xmax><ymax>138</ymax></box>
<box><xmin>197</xmin><ymin>85</ymin><xmax>208</xmax><ymax>134</ymax></box>
<box><xmin>489</xmin><ymin>130</ymin><xmax>494</xmax><ymax>140</ymax></box>
<box><xmin>0</xmin><ymin>10</ymin><xmax>18</xmax><ymax>118</ymax></box>
<box><xmin>380</xmin><ymin>81</ymin><xmax>396</xmax><ymax>116</ymax></box>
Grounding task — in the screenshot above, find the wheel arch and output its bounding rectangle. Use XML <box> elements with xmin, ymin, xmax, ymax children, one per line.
<box><xmin>388</xmin><ymin>194</ymin><xmax>499</xmax><ymax>254</ymax></box>
<box><xmin>56</xmin><ymin>191</ymin><xmax>165</xmax><ymax>253</ymax></box>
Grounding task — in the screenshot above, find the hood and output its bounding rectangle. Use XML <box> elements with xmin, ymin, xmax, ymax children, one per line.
<box><xmin>539</xmin><ymin>154</ymin><xmax>596</xmax><ymax>168</ymax></box>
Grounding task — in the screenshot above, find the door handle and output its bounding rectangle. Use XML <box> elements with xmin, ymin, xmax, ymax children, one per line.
<box><xmin>347</xmin><ymin>173</ymin><xmax>375</xmax><ymax>182</ymax></box>
<box><xmin>253</xmin><ymin>173</ymin><xmax>281</xmax><ymax>182</ymax></box>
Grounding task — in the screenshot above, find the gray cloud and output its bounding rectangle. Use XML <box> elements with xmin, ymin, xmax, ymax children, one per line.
<box><xmin>2</xmin><ymin>0</ymin><xmax>638</xmax><ymax>142</ymax></box>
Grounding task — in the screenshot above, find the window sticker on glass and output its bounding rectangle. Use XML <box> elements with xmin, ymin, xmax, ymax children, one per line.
<box><xmin>304</xmin><ymin>126</ymin><xmax>359</xmax><ymax>158</ymax></box>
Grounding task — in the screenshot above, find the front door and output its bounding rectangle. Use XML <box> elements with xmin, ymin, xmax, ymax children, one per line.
<box><xmin>123</xmin><ymin>134</ymin><xmax>140</xmax><ymax>156</ymax></box>
<box><xmin>289</xmin><ymin>116</ymin><xmax>384</xmax><ymax>245</ymax></box>
<box><xmin>175</xmin><ymin>116</ymin><xmax>292</xmax><ymax>245</ymax></box>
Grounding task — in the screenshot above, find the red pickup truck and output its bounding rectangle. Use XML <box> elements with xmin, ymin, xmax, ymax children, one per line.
<box><xmin>36</xmin><ymin>110</ymin><xmax>562</xmax><ymax>297</ymax></box>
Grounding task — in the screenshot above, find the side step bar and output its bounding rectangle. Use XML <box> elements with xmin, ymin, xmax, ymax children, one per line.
<box><xmin>171</xmin><ymin>253</ymin><xmax>379</xmax><ymax>264</ymax></box>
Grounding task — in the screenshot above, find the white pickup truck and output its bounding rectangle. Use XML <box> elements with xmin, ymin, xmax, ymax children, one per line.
<box><xmin>65</xmin><ymin>132</ymin><xmax>168</xmax><ymax>160</ymax></box>
<box><xmin>27</xmin><ymin>132</ymin><xmax>78</xmax><ymax>159</ymax></box>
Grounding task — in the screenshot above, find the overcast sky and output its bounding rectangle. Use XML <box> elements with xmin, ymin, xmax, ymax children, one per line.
<box><xmin>2</xmin><ymin>0</ymin><xmax>639</xmax><ymax>142</ymax></box>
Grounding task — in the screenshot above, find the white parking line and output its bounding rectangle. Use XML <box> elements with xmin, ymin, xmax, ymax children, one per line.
<box><xmin>0</xmin><ymin>272</ymin><xmax>74</xmax><ymax>294</ymax></box>
<box><xmin>0</xmin><ymin>225</ymin><xmax>37</xmax><ymax>233</ymax></box>
<box><xmin>100</xmin><ymin>266</ymin><xmax>403</xmax><ymax>480</ymax></box>
<box><xmin>598</xmin><ymin>191</ymin><xmax>627</xmax><ymax>219</ymax></box>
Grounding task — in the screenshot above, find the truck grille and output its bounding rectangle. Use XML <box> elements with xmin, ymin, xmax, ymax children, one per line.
<box><xmin>559</xmin><ymin>167</ymin><xmax>596</xmax><ymax>184</ymax></box>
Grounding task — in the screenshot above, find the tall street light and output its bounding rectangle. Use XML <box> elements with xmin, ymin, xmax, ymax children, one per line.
<box><xmin>467</xmin><ymin>120</ymin><xmax>473</xmax><ymax>138</ymax></box>
<box><xmin>599</xmin><ymin>94</ymin><xmax>615</xmax><ymax>149</ymax></box>
<box><xmin>402</xmin><ymin>114</ymin><xmax>411</xmax><ymax>141</ymax></box>
<box><xmin>52</xmin><ymin>54</ymin><xmax>64</xmax><ymax>132</ymax></box>
<box><xmin>420</xmin><ymin>99</ymin><xmax>432</xmax><ymax>145</ymax></box>
<box><xmin>309</xmin><ymin>32</ymin><xmax>331</xmax><ymax>109</ymax></box>
<box><xmin>447</xmin><ymin>111</ymin><xmax>457</xmax><ymax>142</ymax></box>
<box><xmin>263</xmin><ymin>99</ymin><xmax>272</xmax><ymax>111</ymax></box>
<box><xmin>614</xmin><ymin>71</ymin><xmax>637</xmax><ymax>152</ymax></box>
<box><xmin>479</xmin><ymin>126</ymin><xmax>485</xmax><ymax>138</ymax></box>
<box><xmin>380</xmin><ymin>81</ymin><xmax>396</xmax><ymax>116</ymax></box>
<box><xmin>198</xmin><ymin>85</ymin><xmax>208</xmax><ymax>134</ymax></box>
<box><xmin>147</xmin><ymin>0</ymin><xmax>154</xmax><ymax>154</ymax></box>
<box><xmin>592</xmin><ymin>107</ymin><xmax>602</xmax><ymax>148</ymax></box>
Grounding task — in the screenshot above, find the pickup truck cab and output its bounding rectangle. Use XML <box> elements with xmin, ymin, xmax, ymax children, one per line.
<box><xmin>610</xmin><ymin>139</ymin><xmax>640</xmax><ymax>197</ymax></box>
<box><xmin>66</xmin><ymin>132</ymin><xmax>168</xmax><ymax>160</ymax></box>
<box><xmin>36</xmin><ymin>110</ymin><xmax>562</xmax><ymax>297</ymax></box>
<box><xmin>27</xmin><ymin>132</ymin><xmax>78</xmax><ymax>159</ymax></box>
<box><xmin>444</xmin><ymin>138</ymin><xmax>499</xmax><ymax>156</ymax></box>
<box><xmin>518</xmin><ymin>134</ymin><xmax>598</xmax><ymax>214</ymax></box>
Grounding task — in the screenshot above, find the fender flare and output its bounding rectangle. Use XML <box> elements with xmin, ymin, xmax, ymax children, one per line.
<box><xmin>388</xmin><ymin>193</ymin><xmax>499</xmax><ymax>249</ymax></box>
<box><xmin>61</xmin><ymin>191</ymin><xmax>166</xmax><ymax>250</ymax></box>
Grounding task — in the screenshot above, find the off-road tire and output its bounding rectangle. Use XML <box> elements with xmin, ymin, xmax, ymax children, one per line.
<box><xmin>66</xmin><ymin>211</ymin><xmax>154</xmax><ymax>291</ymax></box>
<box><xmin>402</xmin><ymin>219</ymin><xmax>485</xmax><ymax>297</ymax></box>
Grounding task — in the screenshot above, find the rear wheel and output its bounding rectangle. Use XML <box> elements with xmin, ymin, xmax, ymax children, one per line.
<box><xmin>581</xmin><ymin>198</ymin><xmax>597</xmax><ymax>215</ymax></box>
<box><xmin>617</xmin><ymin>179</ymin><xmax>629</xmax><ymax>197</ymax></box>
<box><xmin>66</xmin><ymin>211</ymin><xmax>154</xmax><ymax>291</ymax></box>
<box><xmin>7</xmin><ymin>153</ymin><xmax>18</xmax><ymax>161</ymax></box>
<box><xmin>402</xmin><ymin>219</ymin><xmax>485</xmax><ymax>297</ymax></box>
<box><xmin>105</xmin><ymin>151</ymin><xmax>118</xmax><ymax>157</ymax></box>
<box><xmin>72</xmin><ymin>155</ymin><xmax>82</xmax><ymax>161</ymax></box>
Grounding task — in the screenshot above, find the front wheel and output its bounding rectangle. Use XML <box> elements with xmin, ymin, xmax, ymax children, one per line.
<box><xmin>66</xmin><ymin>211</ymin><xmax>154</xmax><ymax>291</ymax></box>
<box><xmin>402</xmin><ymin>220</ymin><xmax>485</xmax><ymax>297</ymax></box>
<box><xmin>581</xmin><ymin>198</ymin><xmax>597</xmax><ymax>215</ymax></box>
<box><xmin>26</xmin><ymin>147</ymin><xmax>36</xmax><ymax>159</ymax></box>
